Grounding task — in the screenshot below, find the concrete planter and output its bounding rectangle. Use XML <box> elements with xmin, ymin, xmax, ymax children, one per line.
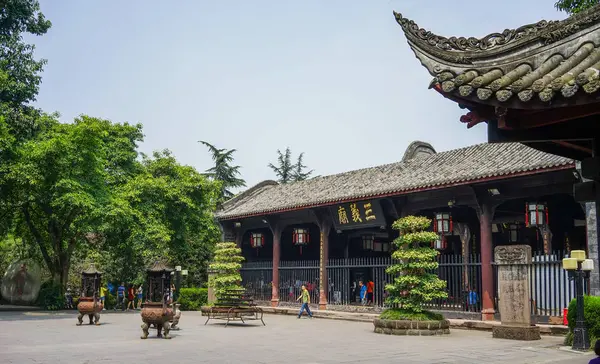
<box><xmin>373</xmin><ymin>318</ymin><xmax>451</xmax><ymax>336</ymax></box>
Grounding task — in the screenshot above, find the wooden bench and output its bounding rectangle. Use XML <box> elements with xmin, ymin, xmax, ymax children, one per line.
<box><xmin>204</xmin><ymin>288</ymin><xmax>265</xmax><ymax>327</ymax></box>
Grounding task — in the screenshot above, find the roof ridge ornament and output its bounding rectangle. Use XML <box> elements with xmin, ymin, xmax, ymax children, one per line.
<box><xmin>393</xmin><ymin>11</ymin><xmax>560</xmax><ymax>57</ymax></box>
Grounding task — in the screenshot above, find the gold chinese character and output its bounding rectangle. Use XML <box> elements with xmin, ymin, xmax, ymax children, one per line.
<box><xmin>338</xmin><ymin>206</ymin><xmax>349</xmax><ymax>224</ymax></box>
<box><xmin>364</xmin><ymin>202</ymin><xmax>377</xmax><ymax>221</ymax></box>
<box><xmin>350</xmin><ymin>203</ymin><xmax>362</xmax><ymax>223</ymax></box>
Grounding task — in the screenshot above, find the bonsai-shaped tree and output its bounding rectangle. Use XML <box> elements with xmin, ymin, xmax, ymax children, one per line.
<box><xmin>383</xmin><ymin>216</ymin><xmax>448</xmax><ymax>319</ymax></box>
<box><xmin>208</xmin><ymin>242</ymin><xmax>245</xmax><ymax>299</ymax></box>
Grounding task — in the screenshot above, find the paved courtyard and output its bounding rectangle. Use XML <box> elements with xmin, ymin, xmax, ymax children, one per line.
<box><xmin>0</xmin><ymin>310</ymin><xmax>594</xmax><ymax>364</ymax></box>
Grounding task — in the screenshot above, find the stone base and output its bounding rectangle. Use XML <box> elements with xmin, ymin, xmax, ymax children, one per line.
<box><xmin>492</xmin><ymin>325</ymin><xmax>541</xmax><ymax>341</ymax></box>
<box><xmin>373</xmin><ymin>319</ymin><xmax>450</xmax><ymax>336</ymax></box>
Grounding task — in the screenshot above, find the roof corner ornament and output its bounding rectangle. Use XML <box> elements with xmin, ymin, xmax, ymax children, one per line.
<box><xmin>459</xmin><ymin>111</ymin><xmax>488</xmax><ymax>129</ymax></box>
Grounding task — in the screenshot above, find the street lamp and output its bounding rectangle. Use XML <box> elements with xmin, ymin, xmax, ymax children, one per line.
<box><xmin>562</xmin><ymin>250</ymin><xmax>594</xmax><ymax>351</ymax></box>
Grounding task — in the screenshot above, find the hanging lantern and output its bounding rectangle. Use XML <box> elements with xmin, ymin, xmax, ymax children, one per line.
<box><xmin>433</xmin><ymin>212</ymin><xmax>453</xmax><ymax>235</ymax></box>
<box><xmin>432</xmin><ymin>234</ymin><xmax>447</xmax><ymax>250</ymax></box>
<box><xmin>293</xmin><ymin>228</ymin><xmax>310</xmax><ymax>255</ymax></box>
<box><xmin>507</xmin><ymin>223</ymin><xmax>520</xmax><ymax>243</ymax></box>
<box><xmin>373</xmin><ymin>241</ymin><xmax>391</xmax><ymax>252</ymax></box>
<box><xmin>362</xmin><ymin>235</ymin><xmax>374</xmax><ymax>250</ymax></box>
<box><xmin>382</xmin><ymin>242</ymin><xmax>391</xmax><ymax>252</ymax></box>
<box><xmin>293</xmin><ymin>228</ymin><xmax>310</xmax><ymax>246</ymax></box>
<box><xmin>250</xmin><ymin>232</ymin><xmax>264</xmax><ymax>249</ymax></box>
<box><xmin>525</xmin><ymin>203</ymin><xmax>547</xmax><ymax>227</ymax></box>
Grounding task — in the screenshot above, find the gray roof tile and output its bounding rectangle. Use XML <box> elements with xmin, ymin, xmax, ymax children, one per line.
<box><xmin>216</xmin><ymin>143</ymin><xmax>573</xmax><ymax>220</ymax></box>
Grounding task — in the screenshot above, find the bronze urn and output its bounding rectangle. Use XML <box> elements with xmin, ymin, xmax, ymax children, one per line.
<box><xmin>140</xmin><ymin>261</ymin><xmax>174</xmax><ymax>339</ymax></box>
<box><xmin>76</xmin><ymin>265</ymin><xmax>103</xmax><ymax>326</ymax></box>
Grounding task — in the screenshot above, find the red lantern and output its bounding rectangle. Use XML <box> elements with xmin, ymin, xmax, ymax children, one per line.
<box><xmin>432</xmin><ymin>234</ymin><xmax>447</xmax><ymax>250</ymax></box>
<box><xmin>250</xmin><ymin>233</ymin><xmax>264</xmax><ymax>249</ymax></box>
<box><xmin>362</xmin><ymin>235</ymin><xmax>374</xmax><ymax>251</ymax></box>
<box><xmin>293</xmin><ymin>228</ymin><xmax>310</xmax><ymax>255</ymax></box>
<box><xmin>525</xmin><ymin>203</ymin><xmax>547</xmax><ymax>227</ymax></box>
<box><xmin>433</xmin><ymin>212</ymin><xmax>453</xmax><ymax>235</ymax></box>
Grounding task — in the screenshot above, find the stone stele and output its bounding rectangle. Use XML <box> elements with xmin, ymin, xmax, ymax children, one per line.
<box><xmin>492</xmin><ymin>245</ymin><xmax>541</xmax><ymax>341</ymax></box>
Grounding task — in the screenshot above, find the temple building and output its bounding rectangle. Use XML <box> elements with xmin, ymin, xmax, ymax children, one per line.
<box><xmin>392</xmin><ymin>4</ymin><xmax>600</xmax><ymax>297</ymax></box>
<box><xmin>216</xmin><ymin>141</ymin><xmax>584</xmax><ymax>321</ymax></box>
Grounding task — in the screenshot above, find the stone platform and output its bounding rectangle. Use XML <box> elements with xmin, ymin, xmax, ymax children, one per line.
<box><xmin>493</xmin><ymin>325</ymin><xmax>542</xmax><ymax>341</ymax></box>
<box><xmin>258</xmin><ymin>306</ymin><xmax>568</xmax><ymax>336</ymax></box>
<box><xmin>373</xmin><ymin>318</ymin><xmax>450</xmax><ymax>336</ymax></box>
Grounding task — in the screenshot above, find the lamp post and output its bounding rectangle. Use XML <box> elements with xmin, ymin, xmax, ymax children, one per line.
<box><xmin>174</xmin><ymin>265</ymin><xmax>182</xmax><ymax>302</ymax></box>
<box><xmin>562</xmin><ymin>250</ymin><xmax>594</xmax><ymax>351</ymax></box>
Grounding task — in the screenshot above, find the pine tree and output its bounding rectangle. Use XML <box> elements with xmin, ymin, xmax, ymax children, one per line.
<box><xmin>208</xmin><ymin>242</ymin><xmax>244</xmax><ymax>299</ymax></box>
<box><xmin>385</xmin><ymin>216</ymin><xmax>448</xmax><ymax>314</ymax></box>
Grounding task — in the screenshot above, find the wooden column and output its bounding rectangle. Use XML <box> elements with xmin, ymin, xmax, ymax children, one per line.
<box><xmin>455</xmin><ymin>223</ymin><xmax>471</xmax><ymax>292</ymax></box>
<box><xmin>478</xmin><ymin>202</ymin><xmax>496</xmax><ymax>321</ymax></box>
<box><xmin>267</xmin><ymin>218</ymin><xmax>282</xmax><ymax>308</ymax></box>
<box><xmin>235</xmin><ymin>229</ymin><xmax>243</xmax><ymax>248</ymax></box>
<box><xmin>313</xmin><ymin>209</ymin><xmax>332</xmax><ymax>310</ymax></box>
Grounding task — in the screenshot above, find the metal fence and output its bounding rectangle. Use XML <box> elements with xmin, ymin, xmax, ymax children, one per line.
<box><xmin>240</xmin><ymin>251</ymin><xmax>583</xmax><ymax>319</ymax></box>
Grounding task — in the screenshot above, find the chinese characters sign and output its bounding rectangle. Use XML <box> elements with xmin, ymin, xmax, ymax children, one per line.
<box><xmin>329</xmin><ymin>200</ymin><xmax>384</xmax><ymax>230</ymax></box>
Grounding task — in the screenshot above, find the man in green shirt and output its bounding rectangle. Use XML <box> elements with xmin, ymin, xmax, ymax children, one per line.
<box><xmin>296</xmin><ymin>285</ymin><xmax>313</xmax><ymax>318</ymax></box>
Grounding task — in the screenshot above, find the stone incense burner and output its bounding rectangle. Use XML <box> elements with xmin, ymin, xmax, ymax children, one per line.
<box><xmin>140</xmin><ymin>261</ymin><xmax>174</xmax><ymax>339</ymax></box>
<box><xmin>76</xmin><ymin>265</ymin><xmax>103</xmax><ymax>326</ymax></box>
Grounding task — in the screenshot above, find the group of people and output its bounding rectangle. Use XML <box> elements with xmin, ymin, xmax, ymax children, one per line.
<box><xmin>358</xmin><ymin>280</ymin><xmax>374</xmax><ymax>305</ymax></box>
<box><xmin>98</xmin><ymin>282</ymin><xmax>143</xmax><ymax>311</ymax></box>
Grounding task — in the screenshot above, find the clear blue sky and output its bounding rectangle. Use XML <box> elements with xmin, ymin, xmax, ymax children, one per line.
<box><xmin>33</xmin><ymin>0</ymin><xmax>565</xmax><ymax>188</ymax></box>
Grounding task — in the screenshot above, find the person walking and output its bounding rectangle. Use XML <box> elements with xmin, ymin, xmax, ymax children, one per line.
<box><xmin>100</xmin><ymin>285</ymin><xmax>107</xmax><ymax>310</ymax></box>
<box><xmin>366</xmin><ymin>280</ymin><xmax>374</xmax><ymax>305</ymax></box>
<box><xmin>126</xmin><ymin>284</ymin><xmax>135</xmax><ymax>311</ymax></box>
<box><xmin>115</xmin><ymin>282</ymin><xmax>126</xmax><ymax>311</ymax></box>
<box><xmin>136</xmin><ymin>285</ymin><xmax>143</xmax><ymax>309</ymax></box>
<box><xmin>359</xmin><ymin>281</ymin><xmax>367</xmax><ymax>305</ymax></box>
<box><xmin>296</xmin><ymin>285</ymin><xmax>313</xmax><ymax>318</ymax></box>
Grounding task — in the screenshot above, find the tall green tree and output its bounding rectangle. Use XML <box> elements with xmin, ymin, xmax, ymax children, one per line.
<box><xmin>199</xmin><ymin>141</ymin><xmax>245</xmax><ymax>201</ymax></box>
<box><xmin>0</xmin><ymin>0</ymin><xmax>52</xmax><ymax>105</ymax></box>
<box><xmin>555</xmin><ymin>0</ymin><xmax>598</xmax><ymax>14</ymax></box>
<box><xmin>3</xmin><ymin>115</ymin><xmax>143</xmax><ymax>288</ymax></box>
<box><xmin>99</xmin><ymin>150</ymin><xmax>221</xmax><ymax>286</ymax></box>
<box><xmin>268</xmin><ymin>147</ymin><xmax>313</xmax><ymax>184</ymax></box>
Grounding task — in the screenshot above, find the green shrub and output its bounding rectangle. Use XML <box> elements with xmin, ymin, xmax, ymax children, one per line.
<box><xmin>380</xmin><ymin>308</ymin><xmax>443</xmax><ymax>321</ymax></box>
<box><xmin>565</xmin><ymin>295</ymin><xmax>600</xmax><ymax>348</ymax></box>
<box><xmin>179</xmin><ymin>288</ymin><xmax>208</xmax><ymax>311</ymax></box>
<box><xmin>37</xmin><ymin>281</ymin><xmax>64</xmax><ymax>310</ymax></box>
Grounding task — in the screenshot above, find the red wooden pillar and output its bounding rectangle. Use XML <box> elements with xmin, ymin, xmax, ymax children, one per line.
<box><xmin>319</xmin><ymin>225</ymin><xmax>331</xmax><ymax>310</ymax></box>
<box><xmin>313</xmin><ymin>209</ymin><xmax>332</xmax><ymax>310</ymax></box>
<box><xmin>235</xmin><ymin>229</ymin><xmax>243</xmax><ymax>248</ymax></box>
<box><xmin>478</xmin><ymin>203</ymin><xmax>496</xmax><ymax>321</ymax></box>
<box><xmin>268</xmin><ymin>220</ymin><xmax>282</xmax><ymax>308</ymax></box>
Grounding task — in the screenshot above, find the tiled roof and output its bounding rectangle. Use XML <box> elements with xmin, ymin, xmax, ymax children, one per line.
<box><xmin>82</xmin><ymin>264</ymin><xmax>102</xmax><ymax>275</ymax></box>
<box><xmin>216</xmin><ymin>143</ymin><xmax>573</xmax><ymax>220</ymax></box>
<box><xmin>393</xmin><ymin>5</ymin><xmax>600</xmax><ymax>104</ymax></box>
<box><xmin>147</xmin><ymin>261</ymin><xmax>173</xmax><ymax>273</ymax></box>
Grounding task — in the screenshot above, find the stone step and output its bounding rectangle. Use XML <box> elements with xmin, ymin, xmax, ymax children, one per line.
<box><xmin>258</xmin><ymin>306</ymin><xmax>569</xmax><ymax>336</ymax></box>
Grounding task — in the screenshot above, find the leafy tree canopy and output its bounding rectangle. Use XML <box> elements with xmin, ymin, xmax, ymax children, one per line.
<box><xmin>0</xmin><ymin>0</ymin><xmax>52</xmax><ymax>105</ymax></box>
<box><xmin>98</xmin><ymin>150</ymin><xmax>221</xmax><ymax>286</ymax></box>
<box><xmin>555</xmin><ymin>0</ymin><xmax>598</xmax><ymax>14</ymax></box>
<box><xmin>2</xmin><ymin>115</ymin><xmax>143</xmax><ymax>287</ymax></box>
<box><xmin>268</xmin><ymin>147</ymin><xmax>313</xmax><ymax>184</ymax></box>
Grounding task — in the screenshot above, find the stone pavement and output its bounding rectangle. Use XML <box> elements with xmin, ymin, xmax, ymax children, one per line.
<box><xmin>0</xmin><ymin>310</ymin><xmax>593</xmax><ymax>364</ymax></box>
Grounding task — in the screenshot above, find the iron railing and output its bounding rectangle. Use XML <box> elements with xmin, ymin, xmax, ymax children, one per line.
<box><xmin>240</xmin><ymin>251</ymin><xmax>584</xmax><ymax>319</ymax></box>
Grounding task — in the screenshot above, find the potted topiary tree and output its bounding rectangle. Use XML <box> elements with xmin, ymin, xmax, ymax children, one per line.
<box><xmin>201</xmin><ymin>242</ymin><xmax>244</xmax><ymax>315</ymax></box>
<box><xmin>373</xmin><ymin>215</ymin><xmax>451</xmax><ymax>336</ymax></box>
